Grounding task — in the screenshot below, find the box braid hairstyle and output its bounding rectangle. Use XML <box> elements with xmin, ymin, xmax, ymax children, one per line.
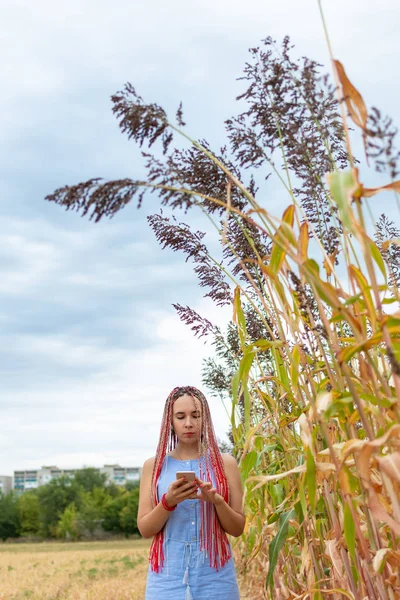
<box><xmin>149</xmin><ymin>385</ymin><xmax>231</xmax><ymax>573</ymax></box>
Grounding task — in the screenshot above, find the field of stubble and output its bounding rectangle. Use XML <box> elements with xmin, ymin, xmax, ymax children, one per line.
<box><xmin>0</xmin><ymin>539</ymin><xmax>151</xmax><ymax>600</ymax></box>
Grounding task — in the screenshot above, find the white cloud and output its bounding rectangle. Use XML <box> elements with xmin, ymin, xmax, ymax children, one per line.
<box><xmin>1</xmin><ymin>303</ymin><xmax>231</xmax><ymax>474</ymax></box>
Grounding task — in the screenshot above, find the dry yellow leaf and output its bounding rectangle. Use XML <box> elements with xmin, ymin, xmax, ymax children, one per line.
<box><xmin>334</xmin><ymin>60</ymin><xmax>368</xmax><ymax>130</ymax></box>
<box><xmin>368</xmin><ymin>489</ymin><xmax>400</xmax><ymax>536</ymax></box>
<box><xmin>361</xmin><ymin>179</ymin><xmax>400</xmax><ymax>198</ymax></box>
<box><xmin>325</xmin><ymin>539</ymin><xmax>345</xmax><ymax>578</ymax></box>
<box><xmin>377</xmin><ymin>452</ymin><xmax>400</xmax><ymax>483</ymax></box>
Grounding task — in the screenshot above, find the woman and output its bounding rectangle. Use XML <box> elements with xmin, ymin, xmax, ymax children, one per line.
<box><xmin>138</xmin><ymin>386</ymin><xmax>245</xmax><ymax>600</ymax></box>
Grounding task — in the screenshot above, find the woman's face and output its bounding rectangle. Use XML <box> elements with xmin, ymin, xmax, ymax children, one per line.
<box><xmin>172</xmin><ymin>394</ymin><xmax>203</xmax><ymax>444</ymax></box>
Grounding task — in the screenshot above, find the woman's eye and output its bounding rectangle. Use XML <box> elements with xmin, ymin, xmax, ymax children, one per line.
<box><xmin>176</xmin><ymin>415</ymin><xmax>199</xmax><ymax>420</ymax></box>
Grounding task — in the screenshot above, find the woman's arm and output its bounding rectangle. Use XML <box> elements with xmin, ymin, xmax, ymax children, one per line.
<box><xmin>196</xmin><ymin>453</ymin><xmax>245</xmax><ymax>537</ymax></box>
<box><xmin>137</xmin><ymin>458</ymin><xmax>168</xmax><ymax>538</ymax></box>
<box><xmin>137</xmin><ymin>457</ymin><xmax>198</xmax><ymax>538</ymax></box>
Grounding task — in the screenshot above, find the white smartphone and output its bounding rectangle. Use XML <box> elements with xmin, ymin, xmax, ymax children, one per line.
<box><xmin>176</xmin><ymin>471</ymin><xmax>196</xmax><ymax>481</ymax></box>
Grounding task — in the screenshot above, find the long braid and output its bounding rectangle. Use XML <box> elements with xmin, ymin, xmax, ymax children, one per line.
<box><xmin>148</xmin><ymin>395</ymin><xmax>175</xmax><ymax>572</ymax></box>
<box><xmin>149</xmin><ymin>386</ymin><xmax>232</xmax><ymax>572</ymax></box>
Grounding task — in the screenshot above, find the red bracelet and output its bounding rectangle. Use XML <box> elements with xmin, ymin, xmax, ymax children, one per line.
<box><xmin>161</xmin><ymin>493</ymin><xmax>176</xmax><ymax>511</ymax></box>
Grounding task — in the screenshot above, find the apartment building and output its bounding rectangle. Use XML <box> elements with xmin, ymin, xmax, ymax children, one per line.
<box><xmin>0</xmin><ymin>475</ymin><xmax>13</xmax><ymax>495</ymax></box>
<box><xmin>14</xmin><ymin>470</ymin><xmax>38</xmax><ymax>492</ymax></box>
<box><xmin>100</xmin><ymin>465</ymin><xmax>141</xmax><ymax>485</ymax></box>
<box><xmin>13</xmin><ymin>464</ymin><xmax>141</xmax><ymax>492</ymax></box>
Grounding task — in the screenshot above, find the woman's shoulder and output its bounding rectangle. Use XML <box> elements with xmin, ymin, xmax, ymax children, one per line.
<box><xmin>142</xmin><ymin>456</ymin><xmax>156</xmax><ymax>472</ymax></box>
<box><xmin>221</xmin><ymin>453</ymin><xmax>238</xmax><ymax>469</ymax></box>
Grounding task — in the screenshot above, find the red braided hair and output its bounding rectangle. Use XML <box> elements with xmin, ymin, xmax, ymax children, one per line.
<box><xmin>149</xmin><ymin>386</ymin><xmax>232</xmax><ymax>573</ymax></box>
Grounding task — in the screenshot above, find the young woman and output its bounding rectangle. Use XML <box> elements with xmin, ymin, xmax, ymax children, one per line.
<box><xmin>138</xmin><ymin>386</ymin><xmax>245</xmax><ymax>600</ymax></box>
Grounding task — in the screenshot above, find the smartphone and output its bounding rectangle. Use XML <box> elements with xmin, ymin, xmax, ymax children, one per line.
<box><xmin>176</xmin><ymin>471</ymin><xmax>196</xmax><ymax>481</ymax></box>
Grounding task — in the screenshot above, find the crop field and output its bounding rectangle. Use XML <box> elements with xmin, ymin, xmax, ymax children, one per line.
<box><xmin>0</xmin><ymin>540</ymin><xmax>250</xmax><ymax>600</ymax></box>
<box><xmin>0</xmin><ymin>539</ymin><xmax>151</xmax><ymax>600</ymax></box>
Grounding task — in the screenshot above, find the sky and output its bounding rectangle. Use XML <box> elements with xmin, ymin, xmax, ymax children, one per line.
<box><xmin>1</xmin><ymin>0</ymin><xmax>399</xmax><ymax>477</ymax></box>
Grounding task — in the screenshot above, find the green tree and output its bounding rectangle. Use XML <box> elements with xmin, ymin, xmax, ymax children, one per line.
<box><xmin>77</xmin><ymin>487</ymin><xmax>108</xmax><ymax>536</ymax></box>
<box><xmin>102</xmin><ymin>490</ymin><xmax>127</xmax><ymax>534</ymax></box>
<box><xmin>18</xmin><ymin>492</ymin><xmax>40</xmax><ymax>536</ymax></box>
<box><xmin>56</xmin><ymin>502</ymin><xmax>80</xmax><ymax>540</ymax></box>
<box><xmin>0</xmin><ymin>492</ymin><xmax>20</xmax><ymax>541</ymax></box>
<box><xmin>125</xmin><ymin>481</ymin><xmax>140</xmax><ymax>492</ymax></box>
<box><xmin>73</xmin><ymin>467</ymin><xmax>108</xmax><ymax>492</ymax></box>
<box><xmin>102</xmin><ymin>487</ymin><xmax>140</xmax><ymax>536</ymax></box>
<box><xmin>119</xmin><ymin>488</ymin><xmax>140</xmax><ymax>536</ymax></box>
<box><xmin>37</xmin><ymin>476</ymin><xmax>77</xmax><ymax>537</ymax></box>
<box><xmin>105</xmin><ymin>482</ymin><xmax>123</xmax><ymax>498</ymax></box>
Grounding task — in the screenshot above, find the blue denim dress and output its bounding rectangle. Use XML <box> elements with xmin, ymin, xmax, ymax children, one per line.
<box><xmin>145</xmin><ymin>456</ymin><xmax>240</xmax><ymax>600</ymax></box>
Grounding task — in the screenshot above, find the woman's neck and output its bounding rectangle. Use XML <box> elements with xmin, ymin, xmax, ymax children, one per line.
<box><xmin>173</xmin><ymin>443</ymin><xmax>200</xmax><ymax>460</ymax></box>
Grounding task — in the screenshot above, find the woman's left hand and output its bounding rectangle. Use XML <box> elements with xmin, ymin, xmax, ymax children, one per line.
<box><xmin>195</xmin><ymin>477</ymin><xmax>224</xmax><ymax>506</ymax></box>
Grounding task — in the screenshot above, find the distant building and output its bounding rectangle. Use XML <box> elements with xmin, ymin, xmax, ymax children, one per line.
<box><xmin>13</xmin><ymin>464</ymin><xmax>141</xmax><ymax>493</ymax></box>
<box><xmin>14</xmin><ymin>470</ymin><xmax>38</xmax><ymax>492</ymax></box>
<box><xmin>0</xmin><ymin>476</ymin><xmax>13</xmax><ymax>495</ymax></box>
<box><xmin>37</xmin><ymin>466</ymin><xmax>76</xmax><ymax>486</ymax></box>
<box><xmin>100</xmin><ymin>464</ymin><xmax>142</xmax><ymax>485</ymax></box>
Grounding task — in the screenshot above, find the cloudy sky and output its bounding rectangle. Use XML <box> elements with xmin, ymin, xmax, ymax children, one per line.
<box><xmin>1</xmin><ymin>0</ymin><xmax>399</xmax><ymax>477</ymax></box>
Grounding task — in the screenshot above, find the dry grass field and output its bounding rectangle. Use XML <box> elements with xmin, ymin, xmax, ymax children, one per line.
<box><xmin>0</xmin><ymin>539</ymin><xmax>250</xmax><ymax>599</ymax></box>
<box><xmin>0</xmin><ymin>539</ymin><xmax>151</xmax><ymax>600</ymax></box>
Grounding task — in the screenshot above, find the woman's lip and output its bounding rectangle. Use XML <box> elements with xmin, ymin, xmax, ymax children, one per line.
<box><xmin>184</xmin><ymin>432</ymin><xmax>194</xmax><ymax>436</ymax></box>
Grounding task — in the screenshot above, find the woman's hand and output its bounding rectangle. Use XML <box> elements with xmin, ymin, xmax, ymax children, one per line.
<box><xmin>164</xmin><ymin>477</ymin><xmax>198</xmax><ymax>507</ymax></box>
<box><xmin>195</xmin><ymin>477</ymin><xmax>224</xmax><ymax>506</ymax></box>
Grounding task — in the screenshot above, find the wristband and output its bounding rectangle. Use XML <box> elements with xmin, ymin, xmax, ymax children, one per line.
<box><xmin>161</xmin><ymin>493</ymin><xmax>176</xmax><ymax>511</ymax></box>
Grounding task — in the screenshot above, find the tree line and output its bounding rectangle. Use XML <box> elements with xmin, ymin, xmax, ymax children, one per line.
<box><xmin>0</xmin><ymin>468</ymin><xmax>139</xmax><ymax>541</ymax></box>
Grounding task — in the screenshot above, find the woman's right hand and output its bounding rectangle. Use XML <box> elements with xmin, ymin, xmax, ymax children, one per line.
<box><xmin>164</xmin><ymin>477</ymin><xmax>198</xmax><ymax>507</ymax></box>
